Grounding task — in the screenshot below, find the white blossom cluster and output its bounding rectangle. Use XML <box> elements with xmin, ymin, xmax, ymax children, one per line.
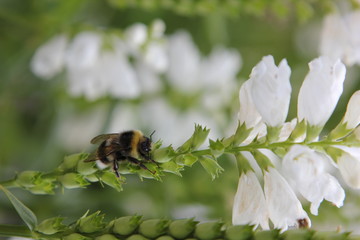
<box><xmin>30</xmin><ymin>20</ymin><xmax>241</xmax><ymax>101</ymax></box>
<box><xmin>233</xmin><ymin>55</ymin><xmax>360</xmax><ymax>231</ymax></box>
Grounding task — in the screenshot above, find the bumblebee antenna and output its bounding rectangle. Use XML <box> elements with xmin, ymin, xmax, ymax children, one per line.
<box><xmin>150</xmin><ymin>130</ymin><xmax>156</xmax><ymax>141</ymax></box>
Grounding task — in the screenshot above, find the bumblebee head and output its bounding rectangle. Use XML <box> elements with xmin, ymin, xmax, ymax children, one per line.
<box><xmin>139</xmin><ymin>137</ymin><xmax>151</xmax><ymax>156</ymax></box>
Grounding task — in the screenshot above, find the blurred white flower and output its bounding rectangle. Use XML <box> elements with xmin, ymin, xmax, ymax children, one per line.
<box><xmin>334</xmin><ymin>146</ymin><xmax>360</xmax><ymax>189</ymax></box>
<box><xmin>31</xmin><ymin>34</ymin><xmax>68</xmax><ymax>79</ymax></box>
<box><xmin>297</xmin><ymin>56</ymin><xmax>346</xmax><ymax>127</ymax></box>
<box><xmin>264</xmin><ymin>167</ymin><xmax>310</xmax><ymax>232</ymax></box>
<box><xmin>342</xmin><ymin>90</ymin><xmax>360</xmax><ymax>129</ymax></box>
<box><xmin>124</xmin><ymin>23</ymin><xmax>148</xmax><ymax>53</ymax></box>
<box><xmin>143</xmin><ymin>41</ymin><xmax>168</xmax><ymax>73</ymax></box>
<box><xmin>167</xmin><ymin>31</ymin><xmax>201</xmax><ymax>91</ymax></box>
<box><xmin>232</xmin><ymin>170</ymin><xmax>269</xmax><ymax>229</ymax></box>
<box><xmin>65</xmin><ymin>31</ymin><xmax>102</xmax><ymax>70</ymax></box>
<box><xmin>150</xmin><ymin>19</ymin><xmax>166</xmax><ymax>39</ymax></box>
<box><xmin>320</xmin><ymin>11</ymin><xmax>360</xmax><ymax>66</ymax></box>
<box><xmin>282</xmin><ymin>145</ymin><xmax>345</xmax><ymax>215</ymax></box>
<box><xmin>250</xmin><ymin>55</ymin><xmax>291</xmax><ymax>127</ymax></box>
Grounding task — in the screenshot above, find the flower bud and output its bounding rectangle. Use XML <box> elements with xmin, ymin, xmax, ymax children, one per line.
<box><xmin>59</xmin><ymin>173</ymin><xmax>90</xmax><ymax>189</ymax></box>
<box><xmin>28</xmin><ymin>179</ymin><xmax>56</xmax><ymax>195</ymax></box>
<box><xmin>152</xmin><ymin>146</ymin><xmax>175</xmax><ymax>163</ymax></box>
<box><xmin>199</xmin><ymin>157</ymin><xmax>224</xmax><ymax>180</ymax></box>
<box><xmin>36</xmin><ymin>217</ymin><xmax>66</xmax><ymax>235</ymax></box>
<box><xmin>99</xmin><ymin>171</ymin><xmax>123</xmax><ymax>192</ymax></box>
<box><xmin>253</xmin><ymin>230</ymin><xmax>279</xmax><ymax>240</ymax></box>
<box><xmin>160</xmin><ymin>161</ymin><xmax>183</xmax><ymax>176</ymax></box>
<box><xmin>125</xmin><ymin>234</ymin><xmax>149</xmax><ymax>240</ymax></box>
<box><xmin>138</xmin><ymin>219</ymin><xmax>170</xmax><ymax>239</ymax></box>
<box><xmin>95</xmin><ymin>234</ymin><xmax>119</xmax><ymax>240</ymax></box>
<box><xmin>282</xmin><ymin>230</ymin><xmax>313</xmax><ymax>240</ymax></box>
<box><xmin>177</xmin><ymin>125</ymin><xmax>210</xmax><ymax>153</ymax></box>
<box><xmin>112</xmin><ymin>216</ymin><xmax>142</xmax><ymax>235</ymax></box>
<box><xmin>156</xmin><ymin>236</ymin><xmax>174</xmax><ymax>240</ymax></box>
<box><xmin>77</xmin><ymin>156</ymin><xmax>98</xmax><ymax>175</ymax></box>
<box><xmin>59</xmin><ymin>153</ymin><xmax>85</xmax><ymax>171</ymax></box>
<box><xmin>77</xmin><ymin>211</ymin><xmax>106</xmax><ymax>233</ymax></box>
<box><xmin>225</xmin><ymin>225</ymin><xmax>253</xmax><ymax>240</ymax></box>
<box><xmin>194</xmin><ymin>222</ymin><xmax>223</xmax><ymax>240</ymax></box>
<box><xmin>63</xmin><ymin>233</ymin><xmax>91</xmax><ymax>240</ymax></box>
<box><xmin>209</xmin><ymin>139</ymin><xmax>225</xmax><ymax>157</ymax></box>
<box><xmin>16</xmin><ymin>171</ymin><xmax>41</xmax><ymax>188</ymax></box>
<box><xmin>168</xmin><ymin>218</ymin><xmax>197</xmax><ymax>239</ymax></box>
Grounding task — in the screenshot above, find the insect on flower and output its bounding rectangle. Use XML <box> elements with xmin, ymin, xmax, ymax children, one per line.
<box><xmin>85</xmin><ymin>130</ymin><xmax>158</xmax><ymax>177</ymax></box>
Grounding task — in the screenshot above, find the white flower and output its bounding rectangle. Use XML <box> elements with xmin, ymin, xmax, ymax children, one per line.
<box><xmin>31</xmin><ymin>34</ymin><xmax>68</xmax><ymax>79</ymax></box>
<box><xmin>334</xmin><ymin>146</ymin><xmax>360</xmax><ymax>189</ymax></box>
<box><xmin>238</xmin><ymin>80</ymin><xmax>262</xmax><ymax>129</ymax></box>
<box><xmin>342</xmin><ymin>90</ymin><xmax>360</xmax><ymax>129</ymax></box>
<box><xmin>166</xmin><ymin>31</ymin><xmax>201</xmax><ymax>91</ymax></box>
<box><xmin>264</xmin><ymin>167</ymin><xmax>310</xmax><ymax>232</ymax></box>
<box><xmin>199</xmin><ymin>46</ymin><xmax>241</xmax><ymax>87</ymax></box>
<box><xmin>232</xmin><ymin>170</ymin><xmax>269</xmax><ymax>230</ymax></box>
<box><xmin>297</xmin><ymin>56</ymin><xmax>346</xmax><ymax>127</ymax></box>
<box><xmin>320</xmin><ymin>11</ymin><xmax>360</xmax><ymax>66</ymax></box>
<box><xmin>65</xmin><ymin>31</ymin><xmax>102</xmax><ymax>70</ymax></box>
<box><xmin>282</xmin><ymin>145</ymin><xmax>345</xmax><ymax>215</ymax></box>
<box><xmin>124</xmin><ymin>23</ymin><xmax>148</xmax><ymax>52</ymax></box>
<box><xmin>250</xmin><ymin>55</ymin><xmax>291</xmax><ymax>127</ymax></box>
<box><xmin>143</xmin><ymin>41</ymin><xmax>168</xmax><ymax>73</ymax></box>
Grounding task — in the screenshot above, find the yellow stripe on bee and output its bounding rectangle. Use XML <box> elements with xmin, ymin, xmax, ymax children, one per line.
<box><xmin>130</xmin><ymin>130</ymin><xmax>142</xmax><ymax>158</ymax></box>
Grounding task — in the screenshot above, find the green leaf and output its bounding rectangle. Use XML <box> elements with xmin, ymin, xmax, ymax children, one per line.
<box><xmin>0</xmin><ymin>185</ymin><xmax>38</xmax><ymax>230</ymax></box>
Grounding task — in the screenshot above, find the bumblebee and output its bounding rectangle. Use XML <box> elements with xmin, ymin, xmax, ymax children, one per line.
<box><xmin>85</xmin><ymin>130</ymin><xmax>157</xmax><ymax>177</ymax></box>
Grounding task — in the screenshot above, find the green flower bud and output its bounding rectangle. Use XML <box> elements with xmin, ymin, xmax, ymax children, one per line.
<box><xmin>254</xmin><ymin>230</ymin><xmax>279</xmax><ymax>240</ymax></box>
<box><xmin>288</xmin><ymin>120</ymin><xmax>306</xmax><ymax>142</ymax></box>
<box><xmin>36</xmin><ymin>217</ymin><xmax>66</xmax><ymax>235</ymax></box>
<box><xmin>194</xmin><ymin>222</ymin><xmax>223</xmax><ymax>240</ymax></box>
<box><xmin>28</xmin><ymin>179</ymin><xmax>56</xmax><ymax>195</ymax></box>
<box><xmin>138</xmin><ymin>219</ymin><xmax>170</xmax><ymax>239</ymax></box>
<box><xmin>252</xmin><ymin>150</ymin><xmax>274</xmax><ymax>171</ymax></box>
<box><xmin>156</xmin><ymin>236</ymin><xmax>175</xmax><ymax>240</ymax></box>
<box><xmin>99</xmin><ymin>171</ymin><xmax>123</xmax><ymax>192</ymax></box>
<box><xmin>168</xmin><ymin>218</ymin><xmax>197</xmax><ymax>239</ymax></box>
<box><xmin>225</xmin><ymin>225</ymin><xmax>253</xmax><ymax>240</ymax></box>
<box><xmin>177</xmin><ymin>125</ymin><xmax>210</xmax><ymax>153</ymax></box>
<box><xmin>232</xmin><ymin>122</ymin><xmax>253</xmax><ymax>146</ymax></box>
<box><xmin>77</xmin><ymin>157</ymin><xmax>98</xmax><ymax>175</ymax></box>
<box><xmin>59</xmin><ymin>173</ymin><xmax>90</xmax><ymax>189</ymax></box>
<box><xmin>328</xmin><ymin>121</ymin><xmax>350</xmax><ymax>140</ymax></box>
<box><xmin>16</xmin><ymin>171</ymin><xmax>41</xmax><ymax>188</ymax></box>
<box><xmin>95</xmin><ymin>234</ymin><xmax>119</xmax><ymax>240</ymax></box>
<box><xmin>209</xmin><ymin>139</ymin><xmax>225</xmax><ymax>157</ymax></box>
<box><xmin>112</xmin><ymin>216</ymin><xmax>142</xmax><ymax>235</ymax></box>
<box><xmin>160</xmin><ymin>161</ymin><xmax>183</xmax><ymax>176</ymax></box>
<box><xmin>312</xmin><ymin>232</ymin><xmax>349</xmax><ymax>240</ymax></box>
<box><xmin>282</xmin><ymin>229</ymin><xmax>313</xmax><ymax>240</ymax></box>
<box><xmin>266</xmin><ymin>125</ymin><xmax>282</xmax><ymax>143</ymax></box>
<box><xmin>59</xmin><ymin>153</ymin><xmax>86</xmax><ymax>171</ymax></box>
<box><xmin>85</xmin><ymin>173</ymin><xmax>100</xmax><ymax>182</ymax></box>
<box><xmin>77</xmin><ymin>211</ymin><xmax>106</xmax><ymax>233</ymax></box>
<box><xmin>175</xmin><ymin>154</ymin><xmax>198</xmax><ymax>167</ymax></box>
<box><xmin>305</xmin><ymin>124</ymin><xmax>323</xmax><ymax>142</ymax></box>
<box><xmin>63</xmin><ymin>233</ymin><xmax>91</xmax><ymax>240</ymax></box>
<box><xmin>125</xmin><ymin>234</ymin><xmax>149</xmax><ymax>240</ymax></box>
<box><xmin>152</xmin><ymin>146</ymin><xmax>175</xmax><ymax>163</ymax></box>
<box><xmin>199</xmin><ymin>157</ymin><xmax>224</xmax><ymax>180</ymax></box>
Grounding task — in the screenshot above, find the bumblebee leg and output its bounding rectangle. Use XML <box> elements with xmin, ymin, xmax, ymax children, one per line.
<box><xmin>113</xmin><ymin>160</ymin><xmax>120</xmax><ymax>178</ymax></box>
<box><xmin>127</xmin><ymin>157</ymin><xmax>156</xmax><ymax>174</ymax></box>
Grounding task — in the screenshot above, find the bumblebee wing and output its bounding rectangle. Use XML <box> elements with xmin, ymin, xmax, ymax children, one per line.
<box><xmin>90</xmin><ymin>133</ymin><xmax>119</xmax><ymax>144</ymax></box>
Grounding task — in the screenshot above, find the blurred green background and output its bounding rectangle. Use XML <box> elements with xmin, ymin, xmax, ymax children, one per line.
<box><xmin>1</xmin><ymin>0</ymin><xmax>360</xmax><ymax>236</ymax></box>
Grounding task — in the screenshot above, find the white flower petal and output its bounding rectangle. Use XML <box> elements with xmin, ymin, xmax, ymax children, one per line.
<box><xmin>343</xmin><ymin>90</ymin><xmax>360</xmax><ymax>129</ymax></box>
<box><xmin>335</xmin><ymin>146</ymin><xmax>360</xmax><ymax>189</ymax></box>
<box><xmin>250</xmin><ymin>55</ymin><xmax>291</xmax><ymax>127</ymax></box>
<box><xmin>238</xmin><ymin>80</ymin><xmax>262</xmax><ymax>129</ymax></box>
<box><xmin>65</xmin><ymin>31</ymin><xmax>102</xmax><ymax>70</ymax></box>
<box><xmin>297</xmin><ymin>56</ymin><xmax>346</xmax><ymax>127</ymax></box>
<box><xmin>264</xmin><ymin>168</ymin><xmax>310</xmax><ymax>232</ymax></box>
<box><xmin>31</xmin><ymin>34</ymin><xmax>68</xmax><ymax>79</ymax></box>
<box><xmin>232</xmin><ymin>171</ymin><xmax>269</xmax><ymax>230</ymax></box>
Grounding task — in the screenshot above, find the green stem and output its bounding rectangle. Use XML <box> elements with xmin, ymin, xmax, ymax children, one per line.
<box><xmin>0</xmin><ymin>224</ymin><xmax>33</xmax><ymax>238</ymax></box>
